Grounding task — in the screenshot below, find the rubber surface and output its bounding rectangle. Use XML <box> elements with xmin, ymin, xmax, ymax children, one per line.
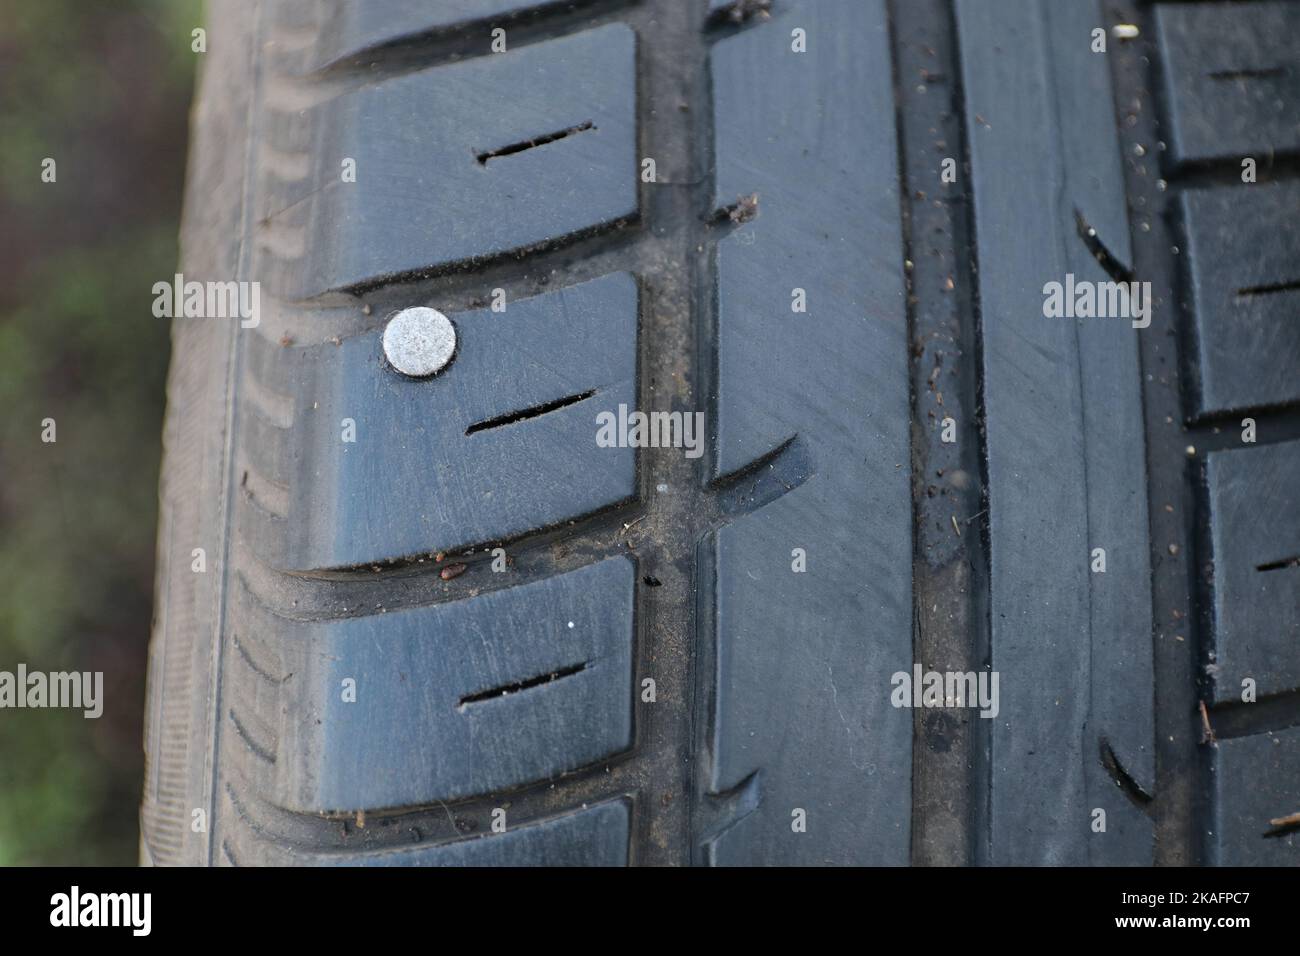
<box><xmin>142</xmin><ymin>0</ymin><xmax>1300</xmax><ymax>866</ymax></box>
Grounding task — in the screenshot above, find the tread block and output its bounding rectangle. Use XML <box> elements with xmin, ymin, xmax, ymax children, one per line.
<box><xmin>1206</xmin><ymin>439</ymin><xmax>1300</xmax><ymax>703</ymax></box>
<box><xmin>267</xmin><ymin>24</ymin><xmax>636</xmax><ymax>298</ymax></box>
<box><xmin>957</xmin><ymin>0</ymin><xmax>1154</xmax><ymax>864</ymax></box>
<box><xmin>313</xmin><ymin>1</ymin><xmax>596</xmax><ymax>71</ymax></box>
<box><xmin>273</xmin><ymin>273</ymin><xmax>637</xmax><ymax>571</ymax></box>
<box><xmin>1214</xmin><ymin>727</ymin><xmax>1300</xmax><ymax>865</ymax></box>
<box><xmin>1179</xmin><ymin>184</ymin><xmax>1300</xmax><ymax>417</ymax></box>
<box><xmin>705</xmin><ymin>0</ymin><xmax>913</xmax><ymax>865</ymax></box>
<box><xmin>711</xmin><ymin>0</ymin><xmax>907</xmax><ymax>479</ymax></box>
<box><xmin>275</xmin><ymin>557</ymin><xmax>635</xmax><ymax>812</ymax></box>
<box><xmin>315</xmin><ymin>800</ymin><xmax>630</xmax><ymax>866</ymax></box>
<box><xmin>708</xmin><ymin>490</ymin><xmax>913</xmax><ymax>865</ymax></box>
<box><xmin>1155</xmin><ymin>1</ymin><xmax>1300</xmax><ymax>166</ymax></box>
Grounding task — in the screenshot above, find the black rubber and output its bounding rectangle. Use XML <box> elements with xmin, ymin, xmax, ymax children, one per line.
<box><xmin>142</xmin><ymin>0</ymin><xmax>1300</xmax><ymax>866</ymax></box>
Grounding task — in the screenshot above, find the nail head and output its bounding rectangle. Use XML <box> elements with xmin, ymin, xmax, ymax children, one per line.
<box><xmin>382</xmin><ymin>307</ymin><xmax>456</xmax><ymax>377</ymax></box>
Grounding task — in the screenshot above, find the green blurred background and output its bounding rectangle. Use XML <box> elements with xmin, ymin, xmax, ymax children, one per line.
<box><xmin>0</xmin><ymin>0</ymin><xmax>201</xmax><ymax>864</ymax></box>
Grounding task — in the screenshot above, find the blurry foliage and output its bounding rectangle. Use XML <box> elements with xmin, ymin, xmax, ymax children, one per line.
<box><xmin>0</xmin><ymin>0</ymin><xmax>201</xmax><ymax>864</ymax></box>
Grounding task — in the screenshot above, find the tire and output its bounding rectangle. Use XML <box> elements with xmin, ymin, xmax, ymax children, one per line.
<box><xmin>142</xmin><ymin>0</ymin><xmax>1300</xmax><ymax>866</ymax></box>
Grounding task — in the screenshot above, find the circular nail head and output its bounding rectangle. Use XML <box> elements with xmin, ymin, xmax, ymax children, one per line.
<box><xmin>382</xmin><ymin>307</ymin><xmax>456</xmax><ymax>377</ymax></box>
